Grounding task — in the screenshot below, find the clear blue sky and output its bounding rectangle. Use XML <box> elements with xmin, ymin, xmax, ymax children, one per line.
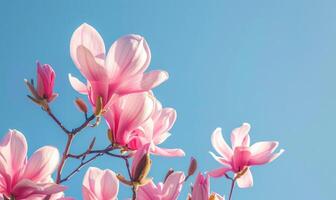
<box><xmin>0</xmin><ymin>1</ymin><xmax>334</xmax><ymax>199</ymax></box>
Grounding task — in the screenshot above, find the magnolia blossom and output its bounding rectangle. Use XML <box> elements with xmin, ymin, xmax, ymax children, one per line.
<box><xmin>0</xmin><ymin>130</ymin><xmax>65</xmax><ymax>199</ymax></box>
<box><xmin>136</xmin><ymin>171</ymin><xmax>185</xmax><ymax>200</ymax></box>
<box><xmin>189</xmin><ymin>173</ymin><xmax>224</xmax><ymax>200</ymax></box>
<box><xmin>104</xmin><ymin>92</ymin><xmax>184</xmax><ymax>157</ymax></box>
<box><xmin>68</xmin><ymin>23</ymin><xmax>168</xmax><ymax>109</ymax></box>
<box><xmin>82</xmin><ymin>167</ymin><xmax>119</xmax><ymax>200</ymax></box>
<box><xmin>208</xmin><ymin>123</ymin><xmax>284</xmax><ymax>188</ymax></box>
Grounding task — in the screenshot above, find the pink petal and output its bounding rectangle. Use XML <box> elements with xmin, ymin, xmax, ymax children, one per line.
<box><xmin>152</xmin><ymin>108</ymin><xmax>176</xmax><ymax>142</ymax></box>
<box><xmin>211</xmin><ymin>128</ymin><xmax>233</xmax><ymax>161</ymax></box>
<box><xmin>150</xmin><ymin>146</ymin><xmax>185</xmax><ymax>157</ymax></box>
<box><xmin>207</xmin><ymin>167</ymin><xmax>231</xmax><ymax>178</ymax></box>
<box><xmin>232</xmin><ymin>147</ymin><xmax>251</xmax><ymax>172</ymax></box>
<box><xmin>136</xmin><ymin>180</ymin><xmax>158</xmax><ymax>199</ymax></box>
<box><xmin>76</xmin><ymin>46</ymin><xmax>108</xmax><ymax>81</ymax></box>
<box><xmin>236</xmin><ymin>168</ymin><xmax>253</xmax><ymax>188</ymax></box>
<box><xmin>116</xmin><ymin>93</ymin><xmax>154</xmax><ymax>144</ymax></box>
<box><xmin>116</xmin><ymin>70</ymin><xmax>168</xmax><ymax>95</ymax></box>
<box><xmin>162</xmin><ymin>171</ymin><xmax>185</xmax><ymax>200</ymax></box>
<box><xmin>249</xmin><ymin>142</ymin><xmax>284</xmax><ymax>166</ymax></box>
<box><xmin>99</xmin><ymin>169</ymin><xmax>119</xmax><ymax>199</ymax></box>
<box><xmin>13</xmin><ymin>179</ymin><xmax>66</xmax><ymax>198</ymax></box>
<box><xmin>68</xmin><ymin>74</ymin><xmax>88</xmax><ymax>94</ymax></box>
<box><xmin>105</xmin><ymin>34</ymin><xmax>151</xmax><ymax>79</ymax></box>
<box><xmin>23</xmin><ymin>146</ymin><xmax>59</xmax><ymax>182</ymax></box>
<box><xmin>209</xmin><ymin>152</ymin><xmax>232</xmax><ymax>167</ymax></box>
<box><xmin>191</xmin><ymin>173</ymin><xmax>209</xmax><ymax>200</ymax></box>
<box><xmin>70</xmin><ymin>23</ymin><xmax>106</xmax><ymax>77</ymax></box>
<box><xmin>231</xmin><ymin>123</ymin><xmax>251</xmax><ymax>148</ymax></box>
<box><xmin>0</xmin><ymin>130</ymin><xmax>27</xmax><ymax>176</ymax></box>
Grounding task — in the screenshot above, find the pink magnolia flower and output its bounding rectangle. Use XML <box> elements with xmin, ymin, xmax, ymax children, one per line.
<box><xmin>82</xmin><ymin>167</ymin><xmax>119</xmax><ymax>200</ymax></box>
<box><xmin>69</xmin><ymin>23</ymin><xmax>168</xmax><ymax>109</ymax></box>
<box><xmin>0</xmin><ymin>130</ymin><xmax>66</xmax><ymax>199</ymax></box>
<box><xmin>189</xmin><ymin>173</ymin><xmax>224</xmax><ymax>200</ymax></box>
<box><xmin>208</xmin><ymin>123</ymin><xmax>284</xmax><ymax>188</ymax></box>
<box><xmin>37</xmin><ymin>62</ymin><xmax>58</xmax><ymax>102</ymax></box>
<box><xmin>136</xmin><ymin>171</ymin><xmax>185</xmax><ymax>200</ymax></box>
<box><xmin>104</xmin><ymin>92</ymin><xmax>184</xmax><ymax>157</ymax></box>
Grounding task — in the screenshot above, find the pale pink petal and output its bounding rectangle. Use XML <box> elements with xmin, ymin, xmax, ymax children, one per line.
<box><xmin>23</xmin><ymin>146</ymin><xmax>59</xmax><ymax>182</ymax></box>
<box><xmin>82</xmin><ymin>186</ymin><xmax>98</xmax><ymax>200</ymax></box>
<box><xmin>249</xmin><ymin>144</ymin><xmax>284</xmax><ymax>166</ymax></box>
<box><xmin>105</xmin><ymin>34</ymin><xmax>151</xmax><ymax>79</ymax></box>
<box><xmin>116</xmin><ymin>70</ymin><xmax>168</xmax><ymax>95</ymax></box>
<box><xmin>162</xmin><ymin>171</ymin><xmax>185</xmax><ymax>200</ymax></box>
<box><xmin>231</xmin><ymin>123</ymin><xmax>251</xmax><ymax>148</ymax></box>
<box><xmin>13</xmin><ymin>179</ymin><xmax>66</xmax><ymax>198</ymax></box>
<box><xmin>68</xmin><ymin>74</ymin><xmax>88</xmax><ymax>94</ymax></box>
<box><xmin>207</xmin><ymin>167</ymin><xmax>231</xmax><ymax>178</ymax></box>
<box><xmin>70</xmin><ymin>23</ymin><xmax>106</xmax><ymax>76</ymax></box>
<box><xmin>211</xmin><ymin>128</ymin><xmax>233</xmax><ymax>161</ymax></box>
<box><xmin>152</xmin><ymin>108</ymin><xmax>176</xmax><ymax>141</ymax></box>
<box><xmin>99</xmin><ymin>170</ymin><xmax>119</xmax><ymax>199</ymax></box>
<box><xmin>0</xmin><ymin>130</ymin><xmax>27</xmax><ymax>176</ymax></box>
<box><xmin>236</xmin><ymin>168</ymin><xmax>253</xmax><ymax>188</ymax></box>
<box><xmin>151</xmin><ymin>146</ymin><xmax>185</xmax><ymax>157</ymax></box>
<box><xmin>83</xmin><ymin>167</ymin><xmax>102</xmax><ymax>199</ymax></box>
<box><xmin>209</xmin><ymin>152</ymin><xmax>231</xmax><ymax>167</ymax></box>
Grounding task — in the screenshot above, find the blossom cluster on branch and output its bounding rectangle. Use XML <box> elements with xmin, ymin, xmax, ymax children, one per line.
<box><xmin>1</xmin><ymin>23</ymin><xmax>284</xmax><ymax>200</ymax></box>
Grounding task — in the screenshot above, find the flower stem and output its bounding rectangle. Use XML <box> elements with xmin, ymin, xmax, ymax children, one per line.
<box><xmin>228</xmin><ymin>179</ymin><xmax>235</xmax><ymax>200</ymax></box>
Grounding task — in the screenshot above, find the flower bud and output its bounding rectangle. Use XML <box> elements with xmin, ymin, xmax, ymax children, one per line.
<box><xmin>36</xmin><ymin>62</ymin><xmax>58</xmax><ymax>103</ymax></box>
<box><xmin>131</xmin><ymin>144</ymin><xmax>152</xmax><ymax>185</ymax></box>
<box><xmin>74</xmin><ymin>98</ymin><xmax>88</xmax><ymax>113</ymax></box>
<box><xmin>188</xmin><ymin>157</ymin><xmax>197</xmax><ymax>177</ymax></box>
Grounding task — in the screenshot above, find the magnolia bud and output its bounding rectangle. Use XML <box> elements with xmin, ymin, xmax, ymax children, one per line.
<box><xmin>116</xmin><ymin>174</ymin><xmax>133</xmax><ymax>186</ymax></box>
<box><xmin>187</xmin><ymin>157</ymin><xmax>197</xmax><ymax>177</ymax></box>
<box><xmin>74</xmin><ymin>98</ymin><xmax>88</xmax><ymax>113</ymax></box>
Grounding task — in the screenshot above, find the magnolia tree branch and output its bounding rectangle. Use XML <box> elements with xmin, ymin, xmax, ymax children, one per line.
<box><xmin>42</xmin><ymin>106</ymin><xmax>96</xmax><ymax>183</ymax></box>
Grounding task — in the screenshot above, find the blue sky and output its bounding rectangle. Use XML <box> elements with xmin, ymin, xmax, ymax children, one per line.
<box><xmin>0</xmin><ymin>0</ymin><xmax>335</xmax><ymax>199</ymax></box>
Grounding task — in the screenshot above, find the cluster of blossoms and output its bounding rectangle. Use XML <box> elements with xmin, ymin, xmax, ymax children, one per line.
<box><xmin>1</xmin><ymin>23</ymin><xmax>284</xmax><ymax>200</ymax></box>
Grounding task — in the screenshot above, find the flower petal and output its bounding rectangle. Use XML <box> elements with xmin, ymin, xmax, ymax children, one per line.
<box><xmin>249</xmin><ymin>141</ymin><xmax>284</xmax><ymax>166</ymax></box>
<box><xmin>68</xmin><ymin>74</ymin><xmax>88</xmax><ymax>94</ymax></box>
<box><xmin>23</xmin><ymin>146</ymin><xmax>59</xmax><ymax>182</ymax></box>
<box><xmin>211</xmin><ymin>128</ymin><xmax>233</xmax><ymax>161</ymax></box>
<box><xmin>236</xmin><ymin>168</ymin><xmax>253</xmax><ymax>188</ymax></box>
<box><xmin>162</xmin><ymin>171</ymin><xmax>185</xmax><ymax>200</ymax></box>
<box><xmin>231</xmin><ymin>123</ymin><xmax>251</xmax><ymax>148</ymax></box>
<box><xmin>116</xmin><ymin>70</ymin><xmax>168</xmax><ymax>95</ymax></box>
<box><xmin>105</xmin><ymin>34</ymin><xmax>151</xmax><ymax>79</ymax></box>
<box><xmin>0</xmin><ymin>130</ymin><xmax>27</xmax><ymax>176</ymax></box>
<box><xmin>151</xmin><ymin>146</ymin><xmax>185</xmax><ymax>157</ymax></box>
<box><xmin>70</xmin><ymin>23</ymin><xmax>105</xmax><ymax>76</ymax></box>
<box><xmin>207</xmin><ymin>167</ymin><xmax>231</xmax><ymax>178</ymax></box>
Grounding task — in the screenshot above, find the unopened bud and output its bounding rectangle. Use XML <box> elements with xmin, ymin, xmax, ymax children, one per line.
<box><xmin>187</xmin><ymin>157</ymin><xmax>197</xmax><ymax>177</ymax></box>
<box><xmin>94</xmin><ymin>96</ymin><xmax>103</xmax><ymax>116</ymax></box>
<box><xmin>133</xmin><ymin>153</ymin><xmax>152</xmax><ymax>184</ymax></box>
<box><xmin>74</xmin><ymin>98</ymin><xmax>88</xmax><ymax>113</ymax></box>
<box><xmin>163</xmin><ymin>168</ymin><xmax>174</xmax><ymax>183</ymax></box>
